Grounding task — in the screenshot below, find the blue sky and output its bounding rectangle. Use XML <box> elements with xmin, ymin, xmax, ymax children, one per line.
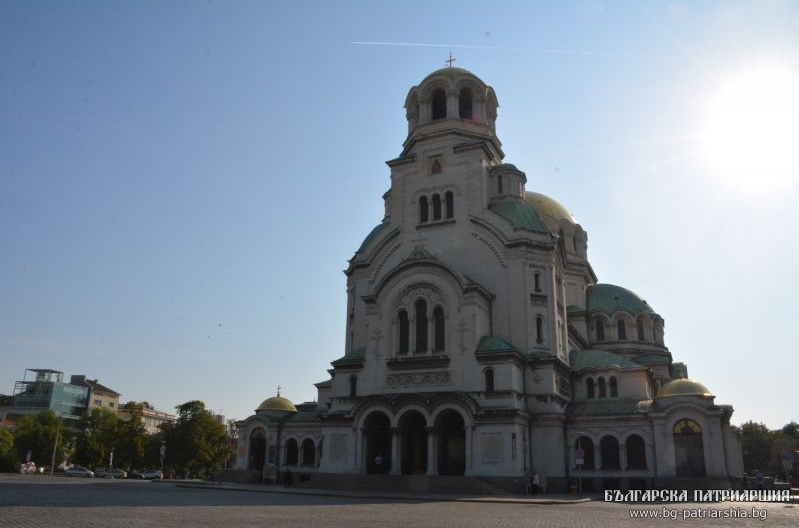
<box><xmin>1</xmin><ymin>1</ymin><xmax>797</xmax><ymax>429</ymax></box>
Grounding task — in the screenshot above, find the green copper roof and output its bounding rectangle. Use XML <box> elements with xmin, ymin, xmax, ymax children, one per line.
<box><xmin>476</xmin><ymin>336</ymin><xmax>517</xmax><ymax>354</ymax></box>
<box><xmin>489</xmin><ymin>201</ymin><xmax>549</xmax><ymax>234</ymax></box>
<box><xmin>497</xmin><ymin>163</ymin><xmax>520</xmax><ymax>171</ymax></box>
<box><xmin>331</xmin><ymin>347</ymin><xmax>365</xmax><ymax>367</ymax></box>
<box><xmin>571</xmin><ymin>349</ymin><xmax>643</xmax><ymax>372</ymax></box>
<box><xmin>355</xmin><ymin>222</ymin><xmax>389</xmax><ymax>256</ymax></box>
<box><xmin>586</xmin><ymin>283</ymin><xmax>656</xmax><ymax>316</ymax></box>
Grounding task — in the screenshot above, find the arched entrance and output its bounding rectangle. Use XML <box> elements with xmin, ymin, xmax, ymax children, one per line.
<box><xmin>364</xmin><ymin>412</ymin><xmax>391</xmax><ymax>474</ymax></box>
<box><xmin>673</xmin><ymin>419</ymin><xmax>706</xmax><ymax>477</ymax></box>
<box><xmin>436</xmin><ymin>410</ymin><xmax>465</xmax><ymax>476</ymax></box>
<box><xmin>399</xmin><ymin>411</ymin><xmax>428</xmax><ymax>475</ymax></box>
<box><xmin>301</xmin><ymin>439</ymin><xmax>315</xmax><ymax>466</ymax></box>
<box><xmin>285</xmin><ymin>439</ymin><xmax>299</xmax><ymax>466</ymax></box>
<box><xmin>248</xmin><ymin>428</ymin><xmax>266</xmax><ymax>470</ymax></box>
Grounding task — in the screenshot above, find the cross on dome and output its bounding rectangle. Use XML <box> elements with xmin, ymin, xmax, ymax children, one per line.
<box><xmin>446</xmin><ymin>53</ymin><xmax>456</xmax><ymax>68</ymax></box>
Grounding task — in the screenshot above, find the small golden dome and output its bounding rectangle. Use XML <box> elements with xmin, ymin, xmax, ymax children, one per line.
<box><xmin>524</xmin><ymin>192</ymin><xmax>576</xmax><ymax>226</ymax></box>
<box><xmin>256</xmin><ymin>394</ymin><xmax>297</xmax><ymax>414</ymax></box>
<box><xmin>656</xmin><ymin>378</ymin><xmax>714</xmax><ymax>399</ymax></box>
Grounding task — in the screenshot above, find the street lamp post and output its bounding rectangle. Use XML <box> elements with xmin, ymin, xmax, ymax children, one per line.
<box><xmin>49</xmin><ymin>418</ymin><xmax>61</xmax><ymax>477</ymax></box>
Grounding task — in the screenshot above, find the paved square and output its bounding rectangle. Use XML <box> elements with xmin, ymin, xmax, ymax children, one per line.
<box><xmin>0</xmin><ymin>476</ymin><xmax>795</xmax><ymax>527</ymax></box>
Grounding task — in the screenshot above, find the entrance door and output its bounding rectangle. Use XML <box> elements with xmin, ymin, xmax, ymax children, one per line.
<box><xmin>673</xmin><ymin>419</ymin><xmax>706</xmax><ymax>477</ymax></box>
<box><xmin>436</xmin><ymin>410</ymin><xmax>465</xmax><ymax>476</ymax></box>
<box><xmin>399</xmin><ymin>411</ymin><xmax>428</xmax><ymax>475</ymax></box>
<box><xmin>364</xmin><ymin>412</ymin><xmax>391</xmax><ymax>474</ymax></box>
<box><xmin>249</xmin><ymin>428</ymin><xmax>266</xmax><ymax>470</ymax></box>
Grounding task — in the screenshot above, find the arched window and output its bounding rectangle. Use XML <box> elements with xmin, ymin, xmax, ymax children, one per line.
<box><xmin>301</xmin><ymin>439</ymin><xmax>315</xmax><ymax>466</ymax></box>
<box><xmin>534</xmin><ymin>273</ymin><xmax>541</xmax><ymax>292</ymax></box>
<box><xmin>458</xmin><ymin>88</ymin><xmax>472</xmax><ymax>119</ymax></box>
<box><xmin>609</xmin><ymin>376</ymin><xmax>618</xmax><ymax>397</ymax></box>
<box><xmin>617</xmin><ymin>320</ymin><xmax>627</xmax><ymax>340</ymax></box>
<box><xmin>586</xmin><ymin>378</ymin><xmax>595</xmax><ymax>399</ymax></box>
<box><xmin>497</xmin><ymin>175</ymin><xmax>503</xmax><ymax>194</ymax></box>
<box><xmin>673</xmin><ymin>419</ymin><xmax>706</xmax><ymax>477</ymax></box>
<box><xmin>433</xmin><ymin>306</ymin><xmax>445</xmax><ymax>351</ymax></box>
<box><xmin>415</xmin><ymin>299</ymin><xmax>428</xmax><ymax>353</ymax></box>
<box><xmin>626</xmin><ymin>435</ymin><xmax>647</xmax><ymax>469</ymax></box>
<box><xmin>285</xmin><ymin>439</ymin><xmax>299</xmax><ymax>466</ymax></box>
<box><xmin>575</xmin><ymin>436</ymin><xmax>595</xmax><ymax>469</ymax></box>
<box><xmin>445</xmin><ymin>191</ymin><xmax>454</xmax><ymax>219</ymax></box>
<box><xmin>398</xmin><ymin>310</ymin><xmax>409</xmax><ymax>354</ymax></box>
<box><xmin>598</xmin><ymin>377</ymin><xmax>607</xmax><ymax>398</ymax></box>
<box><xmin>419</xmin><ymin>196</ymin><xmax>429</xmax><ymax>223</ymax></box>
<box><xmin>432</xmin><ymin>194</ymin><xmax>442</xmax><ymax>220</ymax></box>
<box><xmin>596</xmin><ymin>320</ymin><xmax>605</xmax><ymax>341</ymax></box>
<box><xmin>535</xmin><ymin>316</ymin><xmax>544</xmax><ymax>343</ymax></box>
<box><xmin>637</xmin><ymin>319</ymin><xmax>645</xmax><ymax>341</ymax></box>
<box><xmin>600</xmin><ymin>436</ymin><xmax>620</xmax><ymax>469</ymax></box>
<box><xmin>484</xmin><ymin>368</ymin><xmax>495</xmax><ymax>392</ymax></box>
<box><xmin>432</xmin><ymin>89</ymin><xmax>446</xmax><ymax>120</ymax></box>
<box><xmin>431</xmin><ymin>159</ymin><xmax>442</xmax><ymax>174</ymax></box>
<box><xmin>349</xmin><ymin>376</ymin><xmax>357</xmax><ymax>397</ymax></box>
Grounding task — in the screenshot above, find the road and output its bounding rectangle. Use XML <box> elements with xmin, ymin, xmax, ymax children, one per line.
<box><xmin>0</xmin><ymin>475</ymin><xmax>795</xmax><ymax>527</ymax></box>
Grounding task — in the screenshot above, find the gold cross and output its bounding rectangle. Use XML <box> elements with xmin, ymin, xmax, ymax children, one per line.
<box><xmin>446</xmin><ymin>53</ymin><xmax>456</xmax><ymax>68</ymax></box>
<box><xmin>276</xmin><ymin>385</ymin><xmax>281</xmax><ymax>397</ymax></box>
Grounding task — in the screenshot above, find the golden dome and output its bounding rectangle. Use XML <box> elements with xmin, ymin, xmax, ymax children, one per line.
<box><xmin>656</xmin><ymin>378</ymin><xmax>714</xmax><ymax>399</ymax></box>
<box><xmin>256</xmin><ymin>394</ymin><xmax>297</xmax><ymax>414</ymax></box>
<box><xmin>524</xmin><ymin>192</ymin><xmax>576</xmax><ymax>225</ymax></box>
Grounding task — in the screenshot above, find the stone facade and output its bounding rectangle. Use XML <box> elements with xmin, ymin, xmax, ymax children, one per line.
<box><xmin>236</xmin><ymin>67</ymin><xmax>744</xmax><ymax>492</ymax></box>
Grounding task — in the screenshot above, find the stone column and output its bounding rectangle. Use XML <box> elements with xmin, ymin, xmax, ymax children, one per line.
<box><xmin>464</xmin><ymin>425</ymin><xmax>473</xmax><ymax>476</ymax></box>
<box><xmin>427</xmin><ymin>316</ymin><xmax>434</xmax><ymax>356</ymax></box>
<box><xmin>390</xmin><ymin>427</ymin><xmax>401</xmax><ymax>475</ymax></box>
<box><xmin>426</xmin><ymin>427</ymin><xmax>437</xmax><ymax>476</ymax></box>
<box><xmin>594</xmin><ymin>444</ymin><xmax>602</xmax><ymax>471</ymax></box>
<box><xmin>358</xmin><ymin>428</ymin><xmax>366</xmax><ymax>474</ymax></box>
<box><xmin>620</xmin><ymin>443</ymin><xmax>628</xmax><ymax>470</ymax></box>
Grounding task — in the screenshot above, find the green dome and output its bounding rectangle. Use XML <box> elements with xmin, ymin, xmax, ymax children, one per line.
<box><xmin>586</xmin><ymin>284</ymin><xmax>656</xmax><ymax>316</ymax></box>
<box><xmin>524</xmin><ymin>192</ymin><xmax>576</xmax><ymax>225</ymax></box>
<box><xmin>497</xmin><ymin>163</ymin><xmax>520</xmax><ymax>171</ymax></box>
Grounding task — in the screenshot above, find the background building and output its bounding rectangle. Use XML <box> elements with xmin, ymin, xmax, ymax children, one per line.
<box><xmin>1</xmin><ymin>369</ymin><xmax>88</xmax><ymax>428</ymax></box>
<box><xmin>118</xmin><ymin>401</ymin><xmax>176</xmax><ymax>435</ymax></box>
<box><xmin>69</xmin><ymin>375</ymin><xmax>121</xmax><ymax>414</ymax></box>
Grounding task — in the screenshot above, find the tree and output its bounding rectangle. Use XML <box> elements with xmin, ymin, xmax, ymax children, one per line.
<box><xmin>115</xmin><ymin>402</ymin><xmax>146</xmax><ymax>470</ymax></box>
<box><xmin>740</xmin><ymin>421</ymin><xmax>774</xmax><ymax>474</ymax></box>
<box><xmin>0</xmin><ymin>427</ymin><xmax>14</xmax><ymax>471</ymax></box>
<box><xmin>12</xmin><ymin>411</ymin><xmax>70</xmax><ymax>469</ymax></box>
<box><xmin>74</xmin><ymin>408</ymin><xmax>121</xmax><ymax>469</ymax></box>
<box><xmin>162</xmin><ymin>400</ymin><xmax>228</xmax><ymax>477</ymax></box>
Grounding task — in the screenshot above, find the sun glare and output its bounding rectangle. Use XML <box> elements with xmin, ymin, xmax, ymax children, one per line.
<box><xmin>702</xmin><ymin>67</ymin><xmax>799</xmax><ymax>189</ymax></box>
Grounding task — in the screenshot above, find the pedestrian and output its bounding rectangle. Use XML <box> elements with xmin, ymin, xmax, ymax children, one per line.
<box><xmin>283</xmin><ymin>467</ymin><xmax>293</xmax><ymax>487</ymax></box>
<box><xmin>531</xmin><ymin>472</ymin><xmax>540</xmax><ymax>494</ymax></box>
<box><xmin>755</xmin><ymin>470</ymin><xmax>765</xmax><ymax>491</ymax></box>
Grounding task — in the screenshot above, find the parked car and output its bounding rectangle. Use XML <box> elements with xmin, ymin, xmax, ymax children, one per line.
<box><xmin>65</xmin><ymin>466</ymin><xmax>94</xmax><ymax>478</ymax></box>
<box><xmin>138</xmin><ymin>469</ymin><xmax>163</xmax><ymax>479</ymax></box>
<box><xmin>107</xmin><ymin>468</ymin><xmax>128</xmax><ymax>478</ymax></box>
<box><xmin>94</xmin><ymin>468</ymin><xmax>107</xmax><ymax>478</ymax></box>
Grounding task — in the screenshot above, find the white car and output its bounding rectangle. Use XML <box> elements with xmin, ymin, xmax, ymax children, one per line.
<box><xmin>138</xmin><ymin>469</ymin><xmax>163</xmax><ymax>479</ymax></box>
<box><xmin>65</xmin><ymin>466</ymin><xmax>94</xmax><ymax>478</ymax></box>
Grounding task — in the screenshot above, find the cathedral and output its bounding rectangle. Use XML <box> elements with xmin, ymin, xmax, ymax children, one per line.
<box><xmin>234</xmin><ymin>65</ymin><xmax>744</xmax><ymax>493</ymax></box>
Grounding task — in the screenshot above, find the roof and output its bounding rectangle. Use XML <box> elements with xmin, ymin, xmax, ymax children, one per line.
<box><xmin>354</xmin><ymin>222</ymin><xmax>389</xmax><ymax>257</ymax></box>
<box><xmin>568</xmin><ymin>400</ymin><xmax>648</xmax><ymax>417</ymax></box>
<box><xmin>656</xmin><ymin>378</ymin><xmax>713</xmax><ymax>399</ymax></box>
<box><xmin>489</xmin><ymin>201</ymin><xmax>549</xmax><ymax>234</ymax></box>
<box><xmin>476</xmin><ymin>336</ymin><xmax>517</xmax><ymax>354</ymax></box>
<box><xmin>497</xmin><ymin>163</ymin><xmax>520</xmax><ymax>171</ymax></box>
<box><xmin>331</xmin><ymin>347</ymin><xmax>365</xmax><ymax>367</ymax></box>
<box><xmin>84</xmin><ymin>379</ymin><xmax>120</xmax><ymax>396</ymax></box>
<box><xmin>586</xmin><ymin>283</ymin><xmax>657</xmax><ymax>316</ymax></box>
<box><xmin>571</xmin><ymin>349</ymin><xmax>644</xmax><ymax>372</ymax></box>
<box><xmin>255</xmin><ymin>395</ymin><xmax>298</xmax><ymax>414</ymax></box>
<box><xmin>421</xmin><ymin>66</ymin><xmax>478</xmax><ymax>83</ymax></box>
<box><xmin>524</xmin><ymin>191</ymin><xmax>576</xmax><ymax>225</ymax></box>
